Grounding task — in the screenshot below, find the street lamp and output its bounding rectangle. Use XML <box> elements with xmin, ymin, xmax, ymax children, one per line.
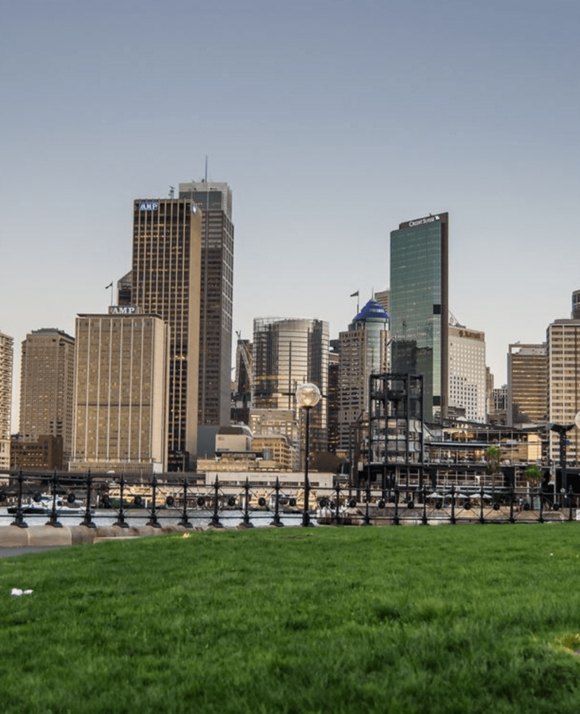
<box><xmin>296</xmin><ymin>382</ymin><xmax>321</xmax><ymax>527</ymax></box>
<box><xmin>549</xmin><ymin>411</ymin><xmax>580</xmax><ymax>495</ymax></box>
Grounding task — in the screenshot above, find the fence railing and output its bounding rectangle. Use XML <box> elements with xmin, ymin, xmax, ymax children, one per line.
<box><xmin>0</xmin><ymin>471</ymin><xmax>577</xmax><ymax>529</ymax></box>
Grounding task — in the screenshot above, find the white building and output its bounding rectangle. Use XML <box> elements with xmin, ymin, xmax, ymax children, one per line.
<box><xmin>448</xmin><ymin>325</ymin><xmax>487</xmax><ymax>423</ymax></box>
<box><xmin>0</xmin><ymin>331</ymin><xmax>13</xmax><ymax>471</ymax></box>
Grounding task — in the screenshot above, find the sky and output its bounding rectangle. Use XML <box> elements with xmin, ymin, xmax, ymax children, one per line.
<box><xmin>1</xmin><ymin>0</ymin><xmax>579</xmax><ymax>428</ymax></box>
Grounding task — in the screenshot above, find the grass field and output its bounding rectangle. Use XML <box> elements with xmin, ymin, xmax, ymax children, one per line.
<box><xmin>1</xmin><ymin>524</ymin><xmax>580</xmax><ymax>713</ymax></box>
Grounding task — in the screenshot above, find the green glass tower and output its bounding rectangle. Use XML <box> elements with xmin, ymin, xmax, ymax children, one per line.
<box><xmin>389</xmin><ymin>213</ymin><xmax>448</xmax><ymax>422</ymax></box>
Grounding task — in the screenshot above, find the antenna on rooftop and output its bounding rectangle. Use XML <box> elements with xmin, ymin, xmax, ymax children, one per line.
<box><xmin>169</xmin><ymin>186</ymin><xmax>175</xmax><ymax>198</ymax></box>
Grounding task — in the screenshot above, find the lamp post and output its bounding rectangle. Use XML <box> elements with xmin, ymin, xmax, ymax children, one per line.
<box><xmin>296</xmin><ymin>382</ymin><xmax>321</xmax><ymax>527</ymax></box>
<box><xmin>549</xmin><ymin>411</ymin><xmax>580</xmax><ymax>497</ymax></box>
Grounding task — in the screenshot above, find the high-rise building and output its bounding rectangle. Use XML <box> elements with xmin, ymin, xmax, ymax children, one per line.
<box><xmin>70</xmin><ymin>311</ymin><xmax>169</xmax><ymax>473</ymax></box>
<box><xmin>507</xmin><ymin>343</ymin><xmax>548</xmax><ymax>426</ymax></box>
<box><xmin>448</xmin><ymin>325</ymin><xmax>487</xmax><ymax>423</ymax></box>
<box><xmin>327</xmin><ymin>341</ymin><xmax>340</xmax><ymax>455</ymax></box>
<box><xmin>0</xmin><ymin>330</ymin><xmax>13</xmax><ymax>471</ymax></box>
<box><xmin>178</xmin><ymin>181</ymin><xmax>234</xmax><ymax>443</ymax></box>
<box><xmin>131</xmin><ymin>197</ymin><xmax>202</xmax><ymax>469</ymax></box>
<box><xmin>252</xmin><ymin>317</ymin><xmax>329</xmax><ymax>452</ymax></box>
<box><xmin>19</xmin><ymin>328</ymin><xmax>75</xmax><ymax>466</ymax></box>
<box><xmin>390</xmin><ymin>212</ymin><xmax>449</xmax><ymax>422</ymax></box>
<box><xmin>337</xmin><ymin>299</ymin><xmax>389</xmax><ymax>450</ymax></box>
<box><xmin>547</xmin><ymin>301</ymin><xmax>580</xmax><ymax>464</ymax></box>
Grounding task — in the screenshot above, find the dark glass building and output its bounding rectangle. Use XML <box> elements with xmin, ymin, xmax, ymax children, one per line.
<box><xmin>389</xmin><ymin>213</ymin><xmax>448</xmax><ymax>422</ymax></box>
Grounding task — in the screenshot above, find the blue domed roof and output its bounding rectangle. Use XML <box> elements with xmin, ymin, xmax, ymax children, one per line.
<box><xmin>353</xmin><ymin>299</ymin><xmax>389</xmax><ymax>323</ymax></box>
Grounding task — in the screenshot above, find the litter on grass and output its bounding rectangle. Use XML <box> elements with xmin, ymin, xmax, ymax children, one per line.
<box><xmin>10</xmin><ymin>588</ymin><xmax>33</xmax><ymax>597</ymax></box>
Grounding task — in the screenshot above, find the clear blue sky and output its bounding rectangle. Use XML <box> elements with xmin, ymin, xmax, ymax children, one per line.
<box><xmin>1</xmin><ymin>0</ymin><xmax>579</xmax><ymax>427</ymax></box>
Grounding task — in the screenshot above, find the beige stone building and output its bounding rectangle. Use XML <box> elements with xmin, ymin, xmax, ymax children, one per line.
<box><xmin>19</xmin><ymin>328</ymin><xmax>75</xmax><ymax>465</ymax></box>
<box><xmin>0</xmin><ymin>330</ymin><xmax>13</xmax><ymax>471</ymax></box>
<box><xmin>70</xmin><ymin>311</ymin><xmax>169</xmax><ymax>474</ymax></box>
<box><xmin>448</xmin><ymin>325</ymin><xmax>487</xmax><ymax>423</ymax></box>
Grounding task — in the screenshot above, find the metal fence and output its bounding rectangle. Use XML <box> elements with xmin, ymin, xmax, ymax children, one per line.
<box><xmin>0</xmin><ymin>470</ymin><xmax>578</xmax><ymax>529</ymax></box>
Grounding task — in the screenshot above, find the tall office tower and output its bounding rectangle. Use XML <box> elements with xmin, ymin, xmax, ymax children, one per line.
<box><xmin>0</xmin><ymin>331</ymin><xmax>13</xmax><ymax>471</ymax></box>
<box><xmin>448</xmin><ymin>325</ymin><xmax>487</xmax><ymax>423</ymax></box>
<box><xmin>547</xmin><ymin>299</ymin><xmax>580</xmax><ymax>464</ymax></box>
<box><xmin>71</xmin><ymin>311</ymin><xmax>169</xmax><ymax>473</ymax></box>
<box><xmin>327</xmin><ymin>341</ymin><xmax>340</xmax><ymax>455</ymax></box>
<box><xmin>252</xmin><ymin>317</ymin><xmax>329</xmax><ymax>452</ymax></box>
<box><xmin>390</xmin><ymin>213</ymin><xmax>449</xmax><ymax>422</ymax></box>
<box><xmin>232</xmin><ymin>337</ymin><xmax>252</xmax><ymax>424</ymax></box>
<box><xmin>117</xmin><ymin>271</ymin><xmax>132</xmax><ymax>306</ymax></box>
<box><xmin>337</xmin><ymin>299</ymin><xmax>389</xmax><ymax>450</ymax></box>
<box><xmin>178</xmin><ymin>182</ymin><xmax>234</xmax><ymax>446</ymax></box>
<box><xmin>507</xmin><ymin>343</ymin><xmax>548</xmax><ymax>426</ymax></box>
<box><xmin>572</xmin><ymin>290</ymin><xmax>580</xmax><ymax>320</ymax></box>
<box><xmin>19</xmin><ymin>329</ymin><xmax>75</xmax><ymax>466</ymax></box>
<box><xmin>131</xmin><ymin>198</ymin><xmax>202</xmax><ymax>470</ymax></box>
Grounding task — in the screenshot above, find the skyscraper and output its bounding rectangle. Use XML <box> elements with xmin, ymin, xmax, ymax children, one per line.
<box><xmin>19</xmin><ymin>328</ymin><xmax>75</xmax><ymax>465</ymax></box>
<box><xmin>0</xmin><ymin>330</ymin><xmax>13</xmax><ymax>471</ymax></box>
<box><xmin>390</xmin><ymin>213</ymin><xmax>449</xmax><ymax>422</ymax></box>
<box><xmin>507</xmin><ymin>343</ymin><xmax>548</xmax><ymax>426</ymax></box>
<box><xmin>448</xmin><ymin>325</ymin><xmax>487</xmax><ymax>423</ymax></box>
<box><xmin>337</xmin><ymin>299</ymin><xmax>389</xmax><ymax>450</ymax></box>
<box><xmin>71</xmin><ymin>311</ymin><xmax>169</xmax><ymax>473</ymax></box>
<box><xmin>252</xmin><ymin>317</ymin><xmax>329</xmax><ymax>452</ymax></box>
<box><xmin>131</xmin><ymin>197</ymin><xmax>202</xmax><ymax>469</ymax></box>
<box><xmin>178</xmin><ymin>181</ymin><xmax>234</xmax><ymax>444</ymax></box>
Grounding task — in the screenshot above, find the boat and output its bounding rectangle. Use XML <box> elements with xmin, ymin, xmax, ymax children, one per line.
<box><xmin>7</xmin><ymin>493</ymin><xmax>87</xmax><ymax>516</ymax></box>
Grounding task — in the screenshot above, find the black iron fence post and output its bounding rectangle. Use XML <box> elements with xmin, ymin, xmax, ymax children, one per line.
<box><xmin>479</xmin><ymin>484</ymin><xmax>485</xmax><ymax>525</ymax></box>
<box><xmin>270</xmin><ymin>477</ymin><xmax>283</xmax><ymax>527</ymax></box>
<box><xmin>509</xmin><ymin>486</ymin><xmax>515</xmax><ymax>524</ymax></box>
<box><xmin>538</xmin><ymin>487</ymin><xmax>544</xmax><ymax>524</ymax></box>
<box><xmin>334</xmin><ymin>482</ymin><xmax>341</xmax><ymax>525</ymax></box>
<box><xmin>179</xmin><ymin>478</ymin><xmax>192</xmax><ymax>528</ymax></box>
<box><xmin>363</xmin><ymin>479</ymin><xmax>371</xmax><ymax>526</ymax></box>
<box><xmin>302</xmin><ymin>474</ymin><xmax>311</xmax><ymax>527</ymax></box>
<box><xmin>80</xmin><ymin>470</ymin><xmax>96</xmax><ymax>528</ymax></box>
<box><xmin>210</xmin><ymin>477</ymin><xmax>223</xmax><ymax>528</ymax></box>
<box><xmin>114</xmin><ymin>476</ymin><xmax>128</xmax><ymax>528</ymax></box>
<box><xmin>450</xmin><ymin>485</ymin><xmax>456</xmax><ymax>525</ymax></box>
<box><xmin>147</xmin><ymin>476</ymin><xmax>160</xmax><ymax>528</ymax></box>
<box><xmin>240</xmin><ymin>478</ymin><xmax>253</xmax><ymax>528</ymax></box>
<box><xmin>421</xmin><ymin>485</ymin><xmax>428</xmax><ymax>525</ymax></box>
<box><xmin>46</xmin><ymin>470</ymin><xmax>62</xmax><ymax>528</ymax></box>
<box><xmin>10</xmin><ymin>470</ymin><xmax>27</xmax><ymax>528</ymax></box>
<box><xmin>568</xmin><ymin>487</ymin><xmax>574</xmax><ymax>522</ymax></box>
<box><xmin>393</xmin><ymin>487</ymin><xmax>400</xmax><ymax>525</ymax></box>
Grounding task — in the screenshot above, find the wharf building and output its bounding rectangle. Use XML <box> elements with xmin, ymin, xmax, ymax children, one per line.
<box><xmin>70</xmin><ymin>309</ymin><xmax>170</xmax><ymax>474</ymax></box>
<box><xmin>252</xmin><ymin>317</ymin><xmax>329</xmax><ymax>454</ymax></box>
<box><xmin>448</xmin><ymin>325</ymin><xmax>487</xmax><ymax>423</ymax></box>
<box><xmin>389</xmin><ymin>213</ymin><xmax>449</xmax><ymax>422</ymax></box>
<box><xmin>18</xmin><ymin>328</ymin><xmax>75</xmax><ymax>468</ymax></box>
<box><xmin>0</xmin><ymin>331</ymin><xmax>13</xmax><ymax>471</ymax></box>
<box><xmin>179</xmin><ymin>181</ymin><xmax>234</xmax><ymax>455</ymax></box>
<box><xmin>131</xmin><ymin>197</ymin><xmax>202</xmax><ymax>469</ymax></box>
<box><xmin>337</xmin><ymin>299</ymin><xmax>389</xmax><ymax>451</ymax></box>
<box><xmin>507</xmin><ymin>343</ymin><xmax>548</xmax><ymax>426</ymax></box>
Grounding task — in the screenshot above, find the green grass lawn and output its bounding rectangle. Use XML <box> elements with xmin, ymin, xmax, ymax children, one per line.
<box><xmin>1</xmin><ymin>525</ymin><xmax>580</xmax><ymax>713</ymax></box>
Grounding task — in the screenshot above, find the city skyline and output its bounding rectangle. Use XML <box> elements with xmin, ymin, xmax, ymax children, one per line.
<box><xmin>2</xmin><ymin>1</ymin><xmax>579</xmax><ymax>427</ymax></box>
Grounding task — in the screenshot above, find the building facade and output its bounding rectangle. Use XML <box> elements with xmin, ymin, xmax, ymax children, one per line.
<box><xmin>390</xmin><ymin>213</ymin><xmax>449</xmax><ymax>422</ymax></box>
<box><xmin>71</xmin><ymin>311</ymin><xmax>169</xmax><ymax>474</ymax></box>
<box><xmin>131</xmin><ymin>197</ymin><xmax>202</xmax><ymax>469</ymax></box>
<box><xmin>19</xmin><ymin>328</ymin><xmax>75</xmax><ymax>466</ymax></box>
<box><xmin>0</xmin><ymin>331</ymin><xmax>13</xmax><ymax>471</ymax></box>
<box><xmin>337</xmin><ymin>299</ymin><xmax>389</xmax><ymax>451</ymax></box>
<box><xmin>507</xmin><ymin>343</ymin><xmax>548</xmax><ymax>426</ymax></box>
<box><xmin>448</xmin><ymin>325</ymin><xmax>487</xmax><ymax>423</ymax></box>
<box><xmin>252</xmin><ymin>318</ymin><xmax>329</xmax><ymax>452</ymax></box>
<box><xmin>547</xmin><ymin>318</ymin><xmax>580</xmax><ymax>464</ymax></box>
<box><xmin>179</xmin><ymin>182</ymin><xmax>234</xmax><ymax>441</ymax></box>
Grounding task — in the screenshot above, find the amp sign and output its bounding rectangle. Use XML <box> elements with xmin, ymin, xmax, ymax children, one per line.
<box><xmin>109</xmin><ymin>306</ymin><xmax>141</xmax><ymax>315</ymax></box>
<box><xmin>139</xmin><ymin>201</ymin><xmax>158</xmax><ymax>211</ymax></box>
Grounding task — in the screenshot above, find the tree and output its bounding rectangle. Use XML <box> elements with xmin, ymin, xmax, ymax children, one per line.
<box><xmin>524</xmin><ymin>464</ymin><xmax>543</xmax><ymax>483</ymax></box>
<box><xmin>485</xmin><ymin>446</ymin><xmax>501</xmax><ymax>476</ymax></box>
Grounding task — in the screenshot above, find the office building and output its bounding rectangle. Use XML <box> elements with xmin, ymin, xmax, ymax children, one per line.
<box><xmin>507</xmin><ymin>343</ymin><xmax>548</xmax><ymax>426</ymax></box>
<box><xmin>0</xmin><ymin>331</ymin><xmax>13</xmax><ymax>471</ymax></box>
<box><xmin>448</xmin><ymin>325</ymin><xmax>487</xmax><ymax>423</ymax></box>
<box><xmin>252</xmin><ymin>317</ymin><xmax>329</xmax><ymax>452</ymax></box>
<box><xmin>71</xmin><ymin>311</ymin><xmax>169</xmax><ymax>474</ymax></box>
<box><xmin>131</xmin><ymin>197</ymin><xmax>202</xmax><ymax>469</ymax></box>
<box><xmin>547</xmin><ymin>302</ymin><xmax>580</xmax><ymax>464</ymax></box>
<box><xmin>179</xmin><ymin>181</ymin><xmax>234</xmax><ymax>445</ymax></box>
<box><xmin>390</xmin><ymin>213</ymin><xmax>448</xmax><ymax>421</ymax></box>
<box><xmin>327</xmin><ymin>341</ymin><xmax>340</xmax><ymax>455</ymax></box>
<box><xmin>337</xmin><ymin>299</ymin><xmax>389</xmax><ymax>450</ymax></box>
<box><xmin>19</xmin><ymin>328</ymin><xmax>75</xmax><ymax>466</ymax></box>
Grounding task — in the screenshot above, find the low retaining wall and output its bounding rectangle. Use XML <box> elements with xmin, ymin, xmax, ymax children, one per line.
<box><xmin>0</xmin><ymin>524</ymin><xmax>198</xmax><ymax>548</ymax></box>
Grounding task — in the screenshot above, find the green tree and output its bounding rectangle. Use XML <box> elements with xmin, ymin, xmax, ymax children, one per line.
<box><xmin>485</xmin><ymin>446</ymin><xmax>501</xmax><ymax>476</ymax></box>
